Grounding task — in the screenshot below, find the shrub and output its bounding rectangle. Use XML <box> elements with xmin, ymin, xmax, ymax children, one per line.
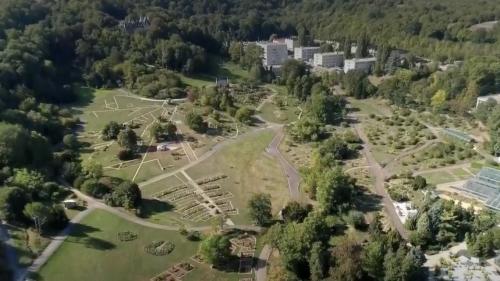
<box><xmin>73</xmin><ymin>175</ymin><xmax>86</xmax><ymax>189</ymax></box>
<box><xmin>118</xmin><ymin>231</ymin><xmax>138</xmax><ymax>242</ymax></box>
<box><xmin>187</xmin><ymin>231</ymin><xmax>201</xmax><ymax>241</ymax></box>
<box><xmin>347</xmin><ymin>210</ymin><xmax>365</xmax><ymax>229</ymax></box>
<box><xmin>117</xmin><ymin>149</ymin><xmax>134</xmax><ymax>161</ymax></box>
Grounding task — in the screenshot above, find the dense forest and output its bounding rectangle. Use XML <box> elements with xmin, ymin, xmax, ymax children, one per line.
<box><xmin>0</xmin><ymin>0</ymin><xmax>500</xmax><ymax>280</ymax></box>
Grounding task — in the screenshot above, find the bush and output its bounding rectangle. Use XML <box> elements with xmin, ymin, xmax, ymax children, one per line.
<box><xmin>73</xmin><ymin>175</ymin><xmax>86</xmax><ymax>189</ymax></box>
<box><xmin>186</xmin><ymin>231</ymin><xmax>201</xmax><ymax>241</ymax></box>
<box><xmin>117</xmin><ymin>149</ymin><xmax>134</xmax><ymax>161</ymax></box>
<box><xmin>347</xmin><ymin>210</ymin><xmax>365</xmax><ymax>229</ymax></box>
<box><xmin>81</xmin><ymin>179</ymin><xmax>109</xmax><ymax>198</ymax></box>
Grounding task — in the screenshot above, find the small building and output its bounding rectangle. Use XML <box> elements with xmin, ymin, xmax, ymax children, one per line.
<box><xmin>156</xmin><ymin>142</ymin><xmax>180</xmax><ymax>152</ymax></box>
<box><xmin>63</xmin><ymin>199</ymin><xmax>78</xmax><ymax>209</ymax></box>
<box><xmin>476</xmin><ymin>93</ymin><xmax>500</xmax><ymax>108</ymax></box>
<box><xmin>344</xmin><ymin>57</ymin><xmax>377</xmax><ymax>73</ymax></box>
<box><xmin>294</xmin><ymin>47</ymin><xmax>321</xmax><ymax>62</ymax></box>
<box><xmin>215</xmin><ymin>77</ymin><xmax>229</xmax><ymax>88</ymax></box>
<box><xmin>313</xmin><ymin>52</ymin><xmax>344</xmax><ymax>68</ymax></box>
<box><xmin>284</xmin><ymin>38</ymin><xmax>299</xmax><ymax>52</ymax></box>
<box><xmin>119</xmin><ymin>16</ymin><xmax>150</xmax><ymax>32</ymax></box>
<box><xmin>256</xmin><ymin>42</ymin><xmax>288</xmax><ymax>67</ymax></box>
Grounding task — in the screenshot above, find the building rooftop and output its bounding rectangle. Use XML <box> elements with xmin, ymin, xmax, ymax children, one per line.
<box><xmin>477</xmin><ymin>93</ymin><xmax>500</xmax><ymax>103</ymax></box>
<box><xmin>317</xmin><ymin>52</ymin><xmax>344</xmax><ymax>56</ymax></box>
<box><xmin>347</xmin><ymin>57</ymin><xmax>377</xmax><ymax>62</ymax></box>
<box><xmin>460</xmin><ymin>167</ymin><xmax>500</xmax><ymax>211</ymax></box>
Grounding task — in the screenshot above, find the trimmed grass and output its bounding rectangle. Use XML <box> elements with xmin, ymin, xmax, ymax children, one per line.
<box><xmin>185</xmin><ymin>129</ymin><xmax>290</xmax><ymax>225</ymax></box>
<box><xmin>259</xmin><ymin>102</ymin><xmax>299</xmax><ymax>124</ymax></box>
<box><xmin>347</xmin><ymin>97</ymin><xmax>392</xmax><ymax>116</ymax></box>
<box><xmin>37</xmin><ymin>209</ymin><xmax>243</xmax><ymax>281</ymax></box>
<box><xmin>420</xmin><ymin>171</ymin><xmax>458</xmax><ymax>185</ymax></box>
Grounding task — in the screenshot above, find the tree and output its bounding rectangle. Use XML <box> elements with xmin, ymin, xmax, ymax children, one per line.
<box><xmin>248</xmin><ymin>193</ymin><xmax>272</xmax><ymax>226</ymax></box>
<box><xmin>249</xmin><ymin>63</ymin><xmax>265</xmax><ymax>82</ymax></box>
<box><xmin>11</xmin><ymin>168</ymin><xmax>45</xmax><ymax>192</ymax></box>
<box><xmin>199</xmin><ymin>234</ymin><xmax>232</xmax><ymax>266</ymax></box>
<box><xmin>347</xmin><ymin>210</ymin><xmax>366</xmax><ymax>229</ymax></box>
<box><xmin>0</xmin><ymin>122</ymin><xmax>30</xmax><ymax>167</ymax></box>
<box><xmin>102</xmin><ymin>121</ymin><xmax>122</xmax><ymax>140</ymax></box>
<box><xmin>310</xmin><ymin>90</ymin><xmax>345</xmax><ymax>124</ymax></box>
<box><xmin>106</xmin><ymin>181</ymin><xmax>142</xmax><ymax>209</ymax></box>
<box><xmin>82</xmin><ymin>158</ymin><xmax>103</xmax><ymax>179</ymax></box>
<box><xmin>186</xmin><ymin>111</ymin><xmax>207</xmax><ymax>133</ymax></box>
<box><xmin>415</xmin><ymin>213</ymin><xmax>432</xmax><ymax>246</ymax></box>
<box><xmin>80</xmin><ymin>179</ymin><xmax>108</xmax><ymax>198</ymax></box>
<box><xmin>316</xmin><ymin>168</ymin><xmax>355</xmax><ymax>214</ymax></box>
<box><xmin>0</xmin><ymin>187</ymin><xmax>28</xmax><ymax>222</ymax></box>
<box><xmin>362</xmin><ymin>240</ymin><xmax>386</xmax><ymax>280</ymax></box>
<box><xmin>411</xmin><ymin>176</ymin><xmax>427</xmax><ymax>190</ymax></box>
<box><xmin>309</xmin><ymin>241</ymin><xmax>327</xmax><ymax>281</ymax></box>
<box><xmin>330</xmin><ymin>237</ymin><xmax>363</xmax><ymax>281</ymax></box>
<box><xmin>282</xmin><ymin>201</ymin><xmax>310</xmax><ymax>223</ymax></box>
<box><xmin>23</xmin><ymin>202</ymin><xmax>50</xmax><ymax>233</ymax></box>
<box><xmin>289</xmin><ymin>117</ymin><xmax>324</xmax><ymax>142</ymax></box>
<box><xmin>63</xmin><ymin>134</ymin><xmax>79</xmax><ymax>149</ymax></box>
<box><xmin>343</xmin><ymin>70</ymin><xmax>375</xmax><ymax>99</ymax></box>
<box><xmin>431</xmin><ymin>89</ymin><xmax>447</xmax><ymax>111</ymax></box>
<box><xmin>235</xmin><ymin>107</ymin><xmax>253</xmax><ymax>124</ymax></box>
<box><xmin>117</xmin><ymin>128</ymin><xmax>137</xmax><ymax>151</ymax></box>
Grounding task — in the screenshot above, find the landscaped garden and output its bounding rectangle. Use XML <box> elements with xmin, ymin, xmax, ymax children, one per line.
<box><xmin>37</xmin><ymin>209</ymin><xmax>246</xmax><ymax>281</ymax></box>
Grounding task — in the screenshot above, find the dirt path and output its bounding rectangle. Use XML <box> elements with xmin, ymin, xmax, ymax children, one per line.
<box><xmin>413</xmin><ymin>163</ymin><xmax>472</xmax><ymax>176</ymax></box>
<box><xmin>255</xmin><ymin>245</ymin><xmax>271</xmax><ymax>281</ymax></box>
<box><xmin>383</xmin><ymin>139</ymin><xmax>439</xmax><ymax>177</ymax></box>
<box><xmin>353</xmin><ymin>123</ymin><xmax>409</xmax><ymax>240</ymax></box>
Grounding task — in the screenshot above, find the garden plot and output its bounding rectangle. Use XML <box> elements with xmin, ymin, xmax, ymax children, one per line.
<box><xmin>362</xmin><ymin>113</ymin><xmax>435</xmax><ymax>165</ymax></box>
<box><xmin>150</xmin><ymin>262</ymin><xmax>195</xmax><ymax>281</ymax></box>
<box><xmin>229</xmin><ymin>234</ymin><xmax>256</xmax><ymax>275</ymax></box>
<box><xmin>151</xmin><ymin>173</ymin><xmax>237</xmax><ymax>222</ymax></box>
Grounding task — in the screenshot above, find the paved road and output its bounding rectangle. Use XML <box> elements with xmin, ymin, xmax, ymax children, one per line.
<box><xmin>354</xmin><ymin>124</ymin><xmax>409</xmax><ymax>240</ymax></box>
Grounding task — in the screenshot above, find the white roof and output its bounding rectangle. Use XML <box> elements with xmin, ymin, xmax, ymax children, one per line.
<box><xmin>477</xmin><ymin>93</ymin><xmax>500</xmax><ymax>103</ymax></box>
<box><xmin>63</xmin><ymin>199</ymin><xmax>77</xmax><ymax>203</ymax></box>
<box><xmin>347</xmin><ymin>57</ymin><xmax>377</xmax><ymax>62</ymax></box>
<box><xmin>317</xmin><ymin>52</ymin><xmax>344</xmax><ymax>56</ymax></box>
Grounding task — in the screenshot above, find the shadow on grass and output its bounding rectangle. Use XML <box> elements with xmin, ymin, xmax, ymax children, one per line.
<box><xmin>139</xmin><ymin>198</ymin><xmax>175</xmax><ymax>218</ymax></box>
<box><xmin>353</xmin><ymin>187</ymin><xmax>383</xmax><ymax>213</ymax></box>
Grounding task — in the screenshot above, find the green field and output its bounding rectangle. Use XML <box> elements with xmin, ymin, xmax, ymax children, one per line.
<box><xmin>37</xmin><ymin>209</ymin><xmax>243</xmax><ymax>281</ymax></box>
<box><xmin>185</xmin><ymin>129</ymin><xmax>290</xmax><ymax>225</ymax></box>
<box><xmin>179</xmin><ymin>58</ymin><xmax>251</xmax><ymax>88</ymax></box>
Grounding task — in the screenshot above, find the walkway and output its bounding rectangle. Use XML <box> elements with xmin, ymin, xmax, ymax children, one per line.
<box><xmin>255</xmin><ymin>245</ymin><xmax>271</xmax><ymax>281</ymax></box>
<box><xmin>354</xmin><ymin>123</ymin><xmax>409</xmax><ymax>240</ymax></box>
<box><xmin>265</xmin><ymin>126</ymin><xmax>301</xmax><ymax>200</ymax></box>
<box><xmin>22</xmin><ymin>207</ymin><xmax>95</xmax><ymax>279</ymax></box>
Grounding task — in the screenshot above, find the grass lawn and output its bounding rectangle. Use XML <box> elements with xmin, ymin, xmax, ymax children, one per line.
<box><xmin>420</xmin><ymin>171</ymin><xmax>458</xmax><ymax>185</ymax></box>
<box><xmin>185</xmin><ymin>129</ymin><xmax>290</xmax><ymax>225</ymax></box>
<box><xmin>179</xmin><ymin>58</ymin><xmax>251</xmax><ymax>88</ymax></box>
<box><xmin>347</xmin><ymin>97</ymin><xmax>392</xmax><ymax>116</ymax></box>
<box><xmin>258</xmin><ymin>102</ymin><xmax>300</xmax><ymax>124</ymax></box>
<box><xmin>37</xmin><ymin>209</ymin><xmax>244</xmax><ymax>281</ymax></box>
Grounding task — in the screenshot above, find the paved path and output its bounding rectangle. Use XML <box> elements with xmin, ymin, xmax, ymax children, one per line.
<box><xmin>265</xmin><ymin>126</ymin><xmax>301</xmax><ymax>200</ymax></box>
<box><xmin>0</xmin><ymin>222</ymin><xmax>22</xmax><ymax>281</ymax></box>
<box><xmin>255</xmin><ymin>244</ymin><xmax>271</xmax><ymax>281</ymax></box>
<box><xmin>354</xmin><ymin>123</ymin><xmax>409</xmax><ymax>240</ymax></box>
<box><xmin>22</xmin><ymin>207</ymin><xmax>95</xmax><ymax>280</ymax></box>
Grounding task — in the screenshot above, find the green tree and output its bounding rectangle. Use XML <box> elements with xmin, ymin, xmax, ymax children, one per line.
<box><xmin>11</xmin><ymin>168</ymin><xmax>45</xmax><ymax>192</ymax></box>
<box><xmin>63</xmin><ymin>134</ymin><xmax>79</xmax><ymax>149</ymax></box>
<box><xmin>362</xmin><ymin>240</ymin><xmax>386</xmax><ymax>280</ymax></box>
<box><xmin>235</xmin><ymin>107</ymin><xmax>253</xmax><ymax>124</ymax></box>
<box><xmin>102</xmin><ymin>121</ymin><xmax>122</xmax><ymax>140</ymax></box>
<box><xmin>248</xmin><ymin>193</ymin><xmax>272</xmax><ymax>226</ymax></box>
<box><xmin>0</xmin><ymin>187</ymin><xmax>28</xmax><ymax>222</ymax></box>
<box><xmin>329</xmin><ymin>237</ymin><xmax>363</xmax><ymax>281</ymax></box>
<box><xmin>186</xmin><ymin>111</ymin><xmax>207</xmax><ymax>133</ymax></box>
<box><xmin>431</xmin><ymin>89</ymin><xmax>447</xmax><ymax>110</ymax></box>
<box><xmin>282</xmin><ymin>201</ymin><xmax>310</xmax><ymax>223</ymax></box>
<box><xmin>0</xmin><ymin>122</ymin><xmax>30</xmax><ymax>167</ymax></box>
<box><xmin>309</xmin><ymin>241</ymin><xmax>327</xmax><ymax>281</ymax></box>
<box><xmin>106</xmin><ymin>181</ymin><xmax>142</xmax><ymax>209</ymax></box>
<box><xmin>23</xmin><ymin>202</ymin><xmax>50</xmax><ymax>233</ymax></box>
<box><xmin>82</xmin><ymin>158</ymin><xmax>103</xmax><ymax>179</ymax></box>
<box><xmin>117</xmin><ymin>128</ymin><xmax>138</xmax><ymax>151</ymax></box>
<box><xmin>199</xmin><ymin>234</ymin><xmax>232</xmax><ymax>266</ymax></box>
<box><xmin>316</xmin><ymin>168</ymin><xmax>354</xmax><ymax>214</ymax></box>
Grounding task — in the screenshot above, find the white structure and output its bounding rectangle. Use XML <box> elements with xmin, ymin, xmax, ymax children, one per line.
<box><xmin>257</xmin><ymin>42</ymin><xmax>288</xmax><ymax>67</ymax></box>
<box><xmin>294</xmin><ymin>47</ymin><xmax>321</xmax><ymax>61</ymax></box>
<box><xmin>156</xmin><ymin>142</ymin><xmax>180</xmax><ymax>151</ymax></box>
<box><xmin>476</xmin><ymin>93</ymin><xmax>500</xmax><ymax>108</ymax></box>
<box><xmin>313</xmin><ymin>52</ymin><xmax>344</xmax><ymax>68</ymax></box>
<box><xmin>285</xmin><ymin>38</ymin><xmax>299</xmax><ymax>52</ymax></box>
<box><xmin>215</xmin><ymin>77</ymin><xmax>229</xmax><ymax>87</ymax></box>
<box><xmin>344</xmin><ymin>57</ymin><xmax>377</xmax><ymax>73</ymax></box>
<box><xmin>63</xmin><ymin>199</ymin><xmax>78</xmax><ymax>209</ymax></box>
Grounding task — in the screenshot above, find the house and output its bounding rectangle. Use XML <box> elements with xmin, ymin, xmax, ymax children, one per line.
<box><xmin>284</xmin><ymin>38</ymin><xmax>299</xmax><ymax>52</ymax></box>
<box><xmin>476</xmin><ymin>93</ymin><xmax>500</xmax><ymax>108</ymax></box>
<box><xmin>294</xmin><ymin>47</ymin><xmax>321</xmax><ymax>62</ymax></box>
<box><xmin>119</xmin><ymin>16</ymin><xmax>150</xmax><ymax>32</ymax></box>
<box><xmin>256</xmin><ymin>42</ymin><xmax>288</xmax><ymax>67</ymax></box>
<box><xmin>344</xmin><ymin>57</ymin><xmax>377</xmax><ymax>73</ymax></box>
<box><xmin>313</xmin><ymin>52</ymin><xmax>344</xmax><ymax>68</ymax></box>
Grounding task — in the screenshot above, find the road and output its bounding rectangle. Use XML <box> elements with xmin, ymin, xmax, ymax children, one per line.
<box><xmin>353</xmin><ymin>124</ymin><xmax>409</xmax><ymax>240</ymax></box>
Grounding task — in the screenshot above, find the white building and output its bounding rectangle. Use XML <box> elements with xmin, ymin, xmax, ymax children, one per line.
<box><xmin>285</xmin><ymin>38</ymin><xmax>298</xmax><ymax>52</ymax></box>
<box><xmin>344</xmin><ymin>57</ymin><xmax>377</xmax><ymax>73</ymax></box>
<box><xmin>475</xmin><ymin>93</ymin><xmax>500</xmax><ymax>108</ymax></box>
<box><xmin>294</xmin><ymin>47</ymin><xmax>321</xmax><ymax>62</ymax></box>
<box><xmin>313</xmin><ymin>52</ymin><xmax>344</xmax><ymax>68</ymax></box>
<box><xmin>257</xmin><ymin>42</ymin><xmax>288</xmax><ymax>67</ymax></box>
